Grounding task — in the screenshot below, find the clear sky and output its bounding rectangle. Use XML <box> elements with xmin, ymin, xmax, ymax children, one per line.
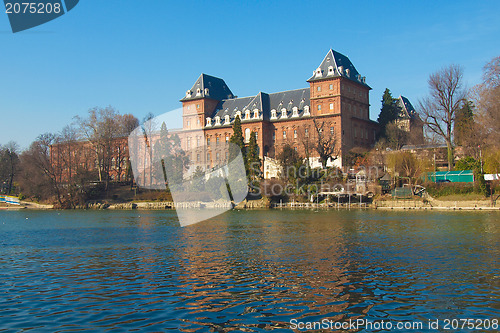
<box><xmin>1</xmin><ymin>0</ymin><xmax>499</xmax><ymax>149</ymax></box>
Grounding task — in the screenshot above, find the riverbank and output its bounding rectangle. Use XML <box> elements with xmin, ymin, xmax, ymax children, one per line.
<box><xmin>1</xmin><ymin>201</ymin><xmax>54</xmax><ymax>210</ymax></box>
<box><xmin>374</xmin><ymin>195</ymin><xmax>499</xmax><ymax>211</ymax></box>
<box><xmin>2</xmin><ymin>196</ymin><xmax>497</xmax><ymax>212</ymax></box>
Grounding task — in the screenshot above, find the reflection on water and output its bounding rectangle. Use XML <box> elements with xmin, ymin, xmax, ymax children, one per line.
<box><xmin>0</xmin><ymin>210</ymin><xmax>499</xmax><ymax>331</ymax></box>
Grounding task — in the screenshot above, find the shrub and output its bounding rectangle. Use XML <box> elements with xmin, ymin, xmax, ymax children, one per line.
<box><xmin>424</xmin><ymin>182</ymin><xmax>475</xmax><ymax>197</ymax></box>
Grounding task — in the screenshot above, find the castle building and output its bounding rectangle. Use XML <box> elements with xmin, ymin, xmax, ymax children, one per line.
<box><xmin>394</xmin><ymin>95</ymin><xmax>424</xmax><ymax>144</ymax></box>
<box><xmin>179</xmin><ymin>49</ymin><xmax>379</xmax><ymax>177</ymax></box>
<box><xmin>50</xmin><ymin>49</ymin><xmax>380</xmax><ymax>184</ymax></box>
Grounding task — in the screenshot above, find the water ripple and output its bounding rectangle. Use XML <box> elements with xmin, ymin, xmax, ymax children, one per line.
<box><xmin>0</xmin><ymin>210</ymin><xmax>498</xmax><ymax>331</ymax></box>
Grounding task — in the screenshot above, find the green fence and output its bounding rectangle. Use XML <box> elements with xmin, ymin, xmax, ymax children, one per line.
<box><xmin>425</xmin><ymin>170</ymin><xmax>474</xmax><ymax>183</ymax></box>
<box><xmin>391</xmin><ymin>187</ymin><xmax>413</xmax><ymax>199</ymax></box>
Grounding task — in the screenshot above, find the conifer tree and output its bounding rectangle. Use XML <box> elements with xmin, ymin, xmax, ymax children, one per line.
<box><xmin>229</xmin><ymin>115</ymin><xmax>245</xmax><ymax>161</ymax></box>
<box><xmin>454</xmin><ymin>100</ymin><xmax>475</xmax><ymax>146</ymax></box>
<box><xmin>377</xmin><ymin>88</ymin><xmax>400</xmax><ymax>139</ymax></box>
<box><xmin>246</xmin><ymin>131</ymin><xmax>261</xmax><ymax>181</ymax></box>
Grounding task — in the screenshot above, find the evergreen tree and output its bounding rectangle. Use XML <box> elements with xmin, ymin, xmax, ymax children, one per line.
<box><xmin>227</xmin><ymin>115</ymin><xmax>249</xmax><ymax>197</ymax></box>
<box><xmin>229</xmin><ymin>115</ymin><xmax>245</xmax><ymax>161</ymax></box>
<box><xmin>246</xmin><ymin>131</ymin><xmax>261</xmax><ymax>181</ymax></box>
<box><xmin>190</xmin><ymin>166</ymin><xmax>205</xmax><ymax>192</ymax></box>
<box><xmin>377</xmin><ymin>88</ymin><xmax>400</xmax><ymax>139</ymax></box>
<box><xmin>454</xmin><ymin>100</ymin><xmax>475</xmax><ymax>146</ymax></box>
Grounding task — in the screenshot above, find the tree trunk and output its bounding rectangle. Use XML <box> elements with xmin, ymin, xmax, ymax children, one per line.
<box><xmin>446</xmin><ymin>141</ymin><xmax>454</xmax><ymax>171</ymax></box>
<box><xmin>7</xmin><ymin>155</ymin><xmax>14</xmax><ymax>195</ymax></box>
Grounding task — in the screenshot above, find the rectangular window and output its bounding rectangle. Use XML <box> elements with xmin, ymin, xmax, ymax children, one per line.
<box><xmin>329</xmin><ymin>84</ymin><xmax>333</xmax><ymax>90</ymax></box>
<box><xmin>226</xmin><ymin>136</ymin><xmax>229</xmax><ymax>143</ymax></box>
<box><xmin>294</xmin><ymin>130</ymin><xmax>297</xmax><ymax>138</ymax></box>
<box><xmin>197</xmin><ymin>137</ymin><xmax>201</xmax><ymax>147</ymax></box>
<box><xmin>305</xmin><ymin>128</ymin><xmax>309</xmax><ymax>137</ymax></box>
<box><xmin>255</xmin><ymin>132</ymin><xmax>258</xmax><ymax>140</ymax></box>
<box><xmin>196</xmin><ymin>104</ymin><xmax>200</xmax><ymax>109</ymax></box>
<box><xmin>317</xmin><ymin>86</ymin><xmax>321</xmax><ymax>92</ymax></box>
<box><xmin>317</xmin><ymin>105</ymin><xmax>322</xmax><ymax>111</ymax></box>
<box><xmin>187</xmin><ymin>137</ymin><xmax>191</xmax><ymax>148</ymax></box>
<box><xmin>330</xmin><ymin>127</ymin><xmax>334</xmax><ymax>135</ymax></box>
<box><xmin>197</xmin><ymin>154</ymin><xmax>200</xmax><ymax>162</ymax></box>
<box><xmin>216</xmin><ymin>137</ymin><xmax>220</xmax><ymax>145</ymax></box>
<box><xmin>207</xmin><ymin>137</ymin><xmax>210</xmax><ymax>145</ymax></box>
<box><xmin>329</xmin><ymin>103</ymin><xmax>333</xmax><ymax>110</ymax></box>
<box><xmin>283</xmin><ymin>130</ymin><xmax>286</xmax><ymax>139</ymax></box>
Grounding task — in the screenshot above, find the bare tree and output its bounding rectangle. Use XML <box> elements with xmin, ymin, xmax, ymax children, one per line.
<box><xmin>385</xmin><ymin>122</ymin><xmax>408</xmax><ymax>150</ymax></box>
<box><xmin>311</xmin><ymin>117</ymin><xmax>340</xmax><ymax>168</ymax></box>
<box><xmin>116</xmin><ymin>114</ymin><xmax>139</xmax><ymax>182</ymax></box>
<box><xmin>473</xmin><ymin>56</ymin><xmax>500</xmax><ymax>146</ymax></box>
<box><xmin>0</xmin><ymin>141</ymin><xmax>20</xmax><ymax>194</ymax></box>
<box><xmin>20</xmin><ymin>134</ymin><xmax>64</xmax><ymax>206</ymax></box>
<box><xmin>386</xmin><ymin>150</ymin><xmax>432</xmax><ymax>187</ymax></box>
<box><xmin>419</xmin><ymin>65</ymin><xmax>466</xmax><ymax>170</ymax></box>
<box><xmin>57</xmin><ymin>125</ymin><xmax>79</xmax><ymax>183</ymax></box>
<box><xmin>296</xmin><ymin>125</ymin><xmax>313</xmax><ymax>168</ymax></box>
<box><xmin>75</xmin><ymin>106</ymin><xmax>123</xmax><ymax>190</ymax></box>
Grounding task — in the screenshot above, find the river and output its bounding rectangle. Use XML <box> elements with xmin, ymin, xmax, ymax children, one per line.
<box><xmin>0</xmin><ymin>210</ymin><xmax>499</xmax><ymax>332</ymax></box>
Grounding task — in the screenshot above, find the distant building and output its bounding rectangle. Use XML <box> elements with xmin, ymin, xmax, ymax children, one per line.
<box><xmin>395</xmin><ymin>95</ymin><xmax>424</xmax><ymax>144</ymax></box>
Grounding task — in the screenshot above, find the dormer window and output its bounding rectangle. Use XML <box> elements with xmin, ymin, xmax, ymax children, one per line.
<box><xmin>281</xmin><ymin>108</ymin><xmax>287</xmax><ymax>118</ymax></box>
<box><xmin>271</xmin><ymin>109</ymin><xmax>277</xmax><ymax>119</ymax></box>
<box><xmin>206</xmin><ymin>117</ymin><xmax>212</xmax><ymax>126</ymax></box>
<box><xmin>303</xmin><ymin>105</ymin><xmax>310</xmax><ymax>116</ymax></box>
<box><xmin>253</xmin><ymin>109</ymin><xmax>259</xmax><ymax>119</ymax></box>
<box><xmin>214</xmin><ymin>116</ymin><xmax>221</xmax><ymax>126</ymax></box>
<box><xmin>204</xmin><ymin>88</ymin><xmax>209</xmax><ymax>95</ymax></box>
<box><xmin>328</xmin><ymin>66</ymin><xmax>334</xmax><ymax>76</ymax></box>
<box><xmin>196</xmin><ymin>88</ymin><xmax>201</xmax><ymax>96</ymax></box>
<box><xmin>235</xmin><ymin>110</ymin><xmax>242</xmax><ymax>119</ymax></box>
<box><xmin>345</xmin><ymin>68</ymin><xmax>350</xmax><ymax>77</ymax></box>
<box><xmin>244</xmin><ymin>109</ymin><xmax>251</xmax><ymax>120</ymax></box>
<box><xmin>292</xmin><ymin>107</ymin><xmax>299</xmax><ymax>118</ymax></box>
<box><xmin>186</xmin><ymin>90</ymin><xmax>192</xmax><ymax>98</ymax></box>
<box><xmin>338</xmin><ymin>66</ymin><xmax>344</xmax><ymax>75</ymax></box>
<box><xmin>224</xmin><ymin>114</ymin><xmax>230</xmax><ymax>124</ymax></box>
<box><xmin>315</xmin><ymin>67</ymin><xmax>322</xmax><ymax>78</ymax></box>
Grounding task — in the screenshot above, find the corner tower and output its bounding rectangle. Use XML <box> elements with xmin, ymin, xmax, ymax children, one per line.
<box><xmin>180</xmin><ymin>74</ymin><xmax>234</xmax><ymax>131</ymax></box>
<box><xmin>307</xmin><ymin>49</ymin><xmax>375</xmax><ymax>154</ymax></box>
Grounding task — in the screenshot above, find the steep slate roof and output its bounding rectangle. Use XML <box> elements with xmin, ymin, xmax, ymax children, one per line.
<box><xmin>307</xmin><ymin>49</ymin><xmax>370</xmax><ymax>88</ymax></box>
<box><xmin>209</xmin><ymin>88</ymin><xmax>310</xmax><ymax>124</ymax></box>
<box><xmin>180</xmin><ymin>73</ymin><xmax>235</xmax><ymax>102</ymax></box>
<box><xmin>397</xmin><ymin>95</ymin><xmax>421</xmax><ymax>121</ymax></box>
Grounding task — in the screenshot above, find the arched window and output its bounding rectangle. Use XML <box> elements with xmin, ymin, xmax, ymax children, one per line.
<box><xmin>245</xmin><ymin>128</ymin><xmax>251</xmax><ymax>143</ymax></box>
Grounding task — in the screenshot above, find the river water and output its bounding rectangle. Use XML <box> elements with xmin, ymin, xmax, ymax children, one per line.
<box><xmin>0</xmin><ymin>210</ymin><xmax>499</xmax><ymax>332</ymax></box>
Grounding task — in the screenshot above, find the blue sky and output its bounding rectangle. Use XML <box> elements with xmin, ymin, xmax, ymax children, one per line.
<box><xmin>1</xmin><ymin>0</ymin><xmax>499</xmax><ymax>149</ymax></box>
